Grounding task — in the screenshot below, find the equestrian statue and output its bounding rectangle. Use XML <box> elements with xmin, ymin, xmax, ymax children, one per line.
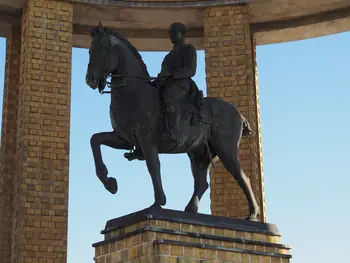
<box><xmin>85</xmin><ymin>22</ymin><xmax>260</xmax><ymax>221</ymax></box>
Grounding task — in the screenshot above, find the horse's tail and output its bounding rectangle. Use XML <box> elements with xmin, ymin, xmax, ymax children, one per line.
<box><xmin>241</xmin><ymin>115</ymin><xmax>252</xmax><ymax>136</ymax></box>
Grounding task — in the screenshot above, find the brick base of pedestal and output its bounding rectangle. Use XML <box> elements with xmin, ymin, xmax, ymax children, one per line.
<box><xmin>92</xmin><ymin>208</ymin><xmax>291</xmax><ymax>263</ymax></box>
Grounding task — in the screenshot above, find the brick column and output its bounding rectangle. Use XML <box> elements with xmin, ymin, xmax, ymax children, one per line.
<box><xmin>11</xmin><ymin>1</ymin><xmax>73</xmax><ymax>262</ymax></box>
<box><xmin>0</xmin><ymin>25</ymin><xmax>21</xmax><ymax>263</ymax></box>
<box><xmin>204</xmin><ymin>4</ymin><xmax>266</xmax><ymax>222</ymax></box>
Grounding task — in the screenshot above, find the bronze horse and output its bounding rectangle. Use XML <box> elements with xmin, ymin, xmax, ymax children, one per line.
<box><xmin>85</xmin><ymin>24</ymin><xmax>260</xmax><ymax>220</ymax></box>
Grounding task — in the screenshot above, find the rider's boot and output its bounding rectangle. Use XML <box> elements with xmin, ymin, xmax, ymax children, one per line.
<box><xmin>124</xmin><ymin>147</ymin><xmax>145</xmax><ymax>161</ymax></box>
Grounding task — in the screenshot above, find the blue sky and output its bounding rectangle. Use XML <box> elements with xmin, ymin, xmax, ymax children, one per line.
<box><xmin>0</xmin><ymin>31</ymin><xmax>349</xmax><ymax>263</ymax></box>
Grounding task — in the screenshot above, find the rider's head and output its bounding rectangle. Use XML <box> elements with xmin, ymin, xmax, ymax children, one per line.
<box><xmin>169</xmin><ymin>22</ymin><xmax>186</xmax><ymax>44</ymax></box>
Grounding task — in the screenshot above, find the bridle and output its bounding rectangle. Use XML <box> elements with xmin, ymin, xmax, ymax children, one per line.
<box><xmin>96</xmin><ymin>34</ymin><xmax>156</xmax><ymax>94</ymax></box>
<box><xmin>89</xmin><ymin>32</ymin><xmax>162</xmax><ymax>115</ymax></box>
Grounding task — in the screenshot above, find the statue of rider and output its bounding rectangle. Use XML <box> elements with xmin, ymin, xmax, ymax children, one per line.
<box><xmin>124</xmin><ymin>22</ymin><xmax>200</xmax><ymax>161</ymax></box>
<box><xmin>155</xmin><ymin>22</ymin><xmax>198</xmax><ymax>141</ymax></box>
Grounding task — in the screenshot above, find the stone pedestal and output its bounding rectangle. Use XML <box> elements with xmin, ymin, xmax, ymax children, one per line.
<box><xmin>93</xmin><ymin>208</ymin><xmax>291</xmax><ymax>263</ymax></box>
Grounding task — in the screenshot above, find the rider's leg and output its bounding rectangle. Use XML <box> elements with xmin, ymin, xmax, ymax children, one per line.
<box><xmin>163</xmin><ymin>99</ymin><xmax>180</xmax><ymax>140</ymax></box>
<box><xmin>162</xmin><ymin>84</ymin><xmax>189</xmax><ymax>141</ymax></box>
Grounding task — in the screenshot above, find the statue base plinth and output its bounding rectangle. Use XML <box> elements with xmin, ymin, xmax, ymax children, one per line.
<box><xmin>92</xmin><ymin>208</ymin><xmax>291</xmax><ymax>263</ymax></box>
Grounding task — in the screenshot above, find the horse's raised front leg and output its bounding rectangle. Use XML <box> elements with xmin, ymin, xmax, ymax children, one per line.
<box><xmin>90</xmin><ymin>131</ymin><xmax>133</xmax><ymax>194</ymax></box>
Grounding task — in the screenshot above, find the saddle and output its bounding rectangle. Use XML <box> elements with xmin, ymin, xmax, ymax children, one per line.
<box><xmin>150</xmin><ymin>78</ymin><xmax>203</xmax><ymax>112</ymax></box>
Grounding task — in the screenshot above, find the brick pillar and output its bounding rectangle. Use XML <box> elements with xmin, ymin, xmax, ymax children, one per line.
<box><xmin>204</xmin><ymin>4</ymin><xmax>266</xmax><ymax>222</ymax></box>
<box><xmin>11</xmin><ymin>1</ymin><xmax>73</xmax><ymax>262</ymax></box>
<box><xmin>0</xmin><ymin>26</ymin><xmax>21</xmax><ymax>263</ymax></box>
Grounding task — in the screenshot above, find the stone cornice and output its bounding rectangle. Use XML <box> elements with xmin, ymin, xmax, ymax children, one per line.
<box><xmin>252</xmin><ymin>5</ymin><xmax>350</xmax><ymax>33</ymax></box>
<box><xmin>65</xmin><ymin>0</ymin><xmax>248</xmax><ymax>8</ymax></box>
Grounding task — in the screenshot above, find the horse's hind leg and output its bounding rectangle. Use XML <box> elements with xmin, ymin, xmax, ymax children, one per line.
<box><xmin>212</xmin><ymin>129</ymin><xmax>260</xmax><ymax>221</ymax></box>
<box><xmin>185</xmin><ymin>150</ymin><xmax>214</xmax><ymax>213</ymax></box>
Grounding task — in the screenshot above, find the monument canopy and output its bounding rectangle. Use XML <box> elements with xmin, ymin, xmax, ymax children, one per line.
<box><xmin>0</xmin><ymin>0</ymin><xmax>349</xmax><ymax>50</ymax></box>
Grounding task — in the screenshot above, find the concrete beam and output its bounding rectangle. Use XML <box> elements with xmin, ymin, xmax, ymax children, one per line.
<box><xmin>252</xmin><ymin>6</ymin><xmax>350</xmax><ymax>45</ymax></box>
<box><xmin>0</xmin><ymin>0</ymin><xmax>24</xmax><ymax>9</ymax></box>
<box><xmin>73</xmin><ymin>33</ymin><xmax>204</xmax><ymax>51</ymax></box>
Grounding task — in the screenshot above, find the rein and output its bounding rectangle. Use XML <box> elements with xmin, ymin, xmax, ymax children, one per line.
<box><xmin>100</xmin><ymin>74</ymin><xmax>157</xmax><ymax>94</ymax></box>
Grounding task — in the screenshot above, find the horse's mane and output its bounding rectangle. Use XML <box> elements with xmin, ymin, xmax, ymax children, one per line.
<box><xmin>95</xmin><ymin>26</ymin><xmax>149</xmax><ymax>77</ymax></box>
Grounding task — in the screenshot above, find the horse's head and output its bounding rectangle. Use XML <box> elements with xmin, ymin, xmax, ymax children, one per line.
<box><xmin>86</xmin><ymin>23</ymin><xmax>119</xmax><ymax>92</ymax></box>
<box><xmin>86</xmin><ymin>23</ymin><xmax>150</xmax><ymax>93</ymax></box>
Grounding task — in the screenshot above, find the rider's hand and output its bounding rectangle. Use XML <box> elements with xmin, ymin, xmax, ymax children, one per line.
<box><xmin>154</xmin><ymin>76</ymin><xmax>165</xmax><ymax>89</ymax></box>
<box><xmin>156</xmin><ymin>73</ymin><xmax>168</xmax><ymax>87</ymax></box>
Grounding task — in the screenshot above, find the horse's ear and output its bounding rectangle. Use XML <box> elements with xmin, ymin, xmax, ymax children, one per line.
<box><xmin>88</xmin><ymin>22</ymin><xmax>104</xmax><ymax>37</ymax></box>
<box><xmin>98</xmin><ymin>21</ymin><xmax>104</xmax><ymax>32</ymax></box>
<box><xmin>88</xmin><ymin>27</ymin><xmax>97</xmax><ymax>37</ymax></box>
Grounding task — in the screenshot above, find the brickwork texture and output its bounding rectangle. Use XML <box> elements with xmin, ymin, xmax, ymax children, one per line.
<box><xmin>94</xmin><ymin>219</ymin><xmax>290</xmax><ymax>263</ymax></box>
<box><xmin>203</xmin><ymin>5</ymin><xmax>266</xmax><ymax>222</ymax></box>
<box><xmin>0</xmin><ymin>25</ymin><xmax>21</xmax><ymax>263</ymax></box>
<box><xmin>3</xmin><ymin>0</ymin><xmax>73</xmax><ymax>263</ymax></box>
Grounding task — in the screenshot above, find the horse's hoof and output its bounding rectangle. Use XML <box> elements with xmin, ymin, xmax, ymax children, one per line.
<box><xmin>184</xmin><ymin>204</ymin><xmax>198</xmax><ymax>213</ymax></box>
<box><xmin>104</xmin><ymin>177</ymin><xmax>118</xmax><ymax>194</ymax></box>
<box><xmin>245</xmin><ymin>213</ymin><xmax>260</xmax><ymax>221</ymax></box>
<box><xmin>150</xmin><ymin>194</ymin><xmax>166</xmax><ymax>209</ymax></box>
<box><xmin>246</xmin><ymin>216</ymin><xmax>259</xmax><ymax>222</ymax></box>
<box><xmin>149</xmin><ymin>202</ymin><xmax>162</xmax><ymax>210</ymax></box>
<box><xmin>159</xmin><ymin>195</ymin><xmax>167</xmax><ymax>206</ymax></box>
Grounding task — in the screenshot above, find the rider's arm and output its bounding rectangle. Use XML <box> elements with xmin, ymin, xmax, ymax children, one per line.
<box><xmin>172</xmin><ymin>45</ymin><xmax>197</xmax><ymax>79</ymax></box>
<box><xmin>157</xmin><ymin>55</ymin><xmax>171</xmax><ymax>79</ymax></box>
